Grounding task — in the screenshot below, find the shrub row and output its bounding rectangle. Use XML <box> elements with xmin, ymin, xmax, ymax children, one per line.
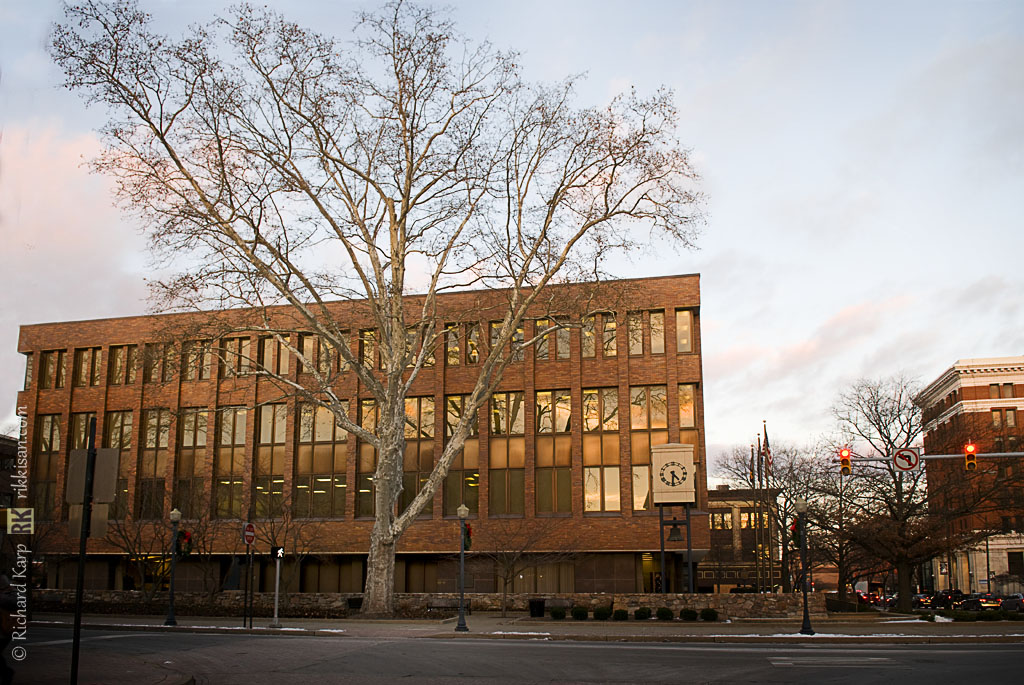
<box><xmin>552</xmin><ymin>606</ymin><xmax>719</xmax><ymax>621</ymax></box>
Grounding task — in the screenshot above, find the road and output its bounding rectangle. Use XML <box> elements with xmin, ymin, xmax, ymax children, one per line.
<box><xmin>16</xmin><ymin>626</ymin><xmax>1022</xmax><ymax>684</ymax></box>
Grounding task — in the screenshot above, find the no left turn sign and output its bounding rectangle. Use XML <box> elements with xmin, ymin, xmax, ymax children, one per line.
<box><xmin>892</xmin><ymin>448</ymin><xmax>922</xmax><ymax>472</ymax></box>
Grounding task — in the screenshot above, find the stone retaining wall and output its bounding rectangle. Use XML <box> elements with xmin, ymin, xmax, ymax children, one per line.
<box><xmin>32</xmin><ymin>588</ymin><xmax>826</xmax><ymax>619</ymax></box>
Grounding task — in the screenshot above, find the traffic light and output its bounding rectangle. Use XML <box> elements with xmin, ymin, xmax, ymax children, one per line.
<box><xmin>789</xmin><ymin>520</ymin><xmax>799</xmax><ymax>547</ymax></box>
<box><xmin>839</xmin><ymin>447</ymin><xmax>852</xmax><ymax>476</ymax></box>
<box><xmin>175</xmin><ymin>530</ymin><xmax>193</xmax><ymax>559</ymax></box>
<box><xmin>462</xmin><ymin>522</ymin><xmax>472</xmax><ymax>550</ymax></box>
<box><xmin>964</xmin><ymin>443</ymin><xmax>978</xmax><ymax>471</ymax></box>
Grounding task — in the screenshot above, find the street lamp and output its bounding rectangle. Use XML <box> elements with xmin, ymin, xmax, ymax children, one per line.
<box><xmin>165</xmin><ymin>508</ymin><xmax>182</xmax><ymax>627</ymax></box>
<box><xmin>794</xmin><ymin>498</ymin><xmax>814</xmax><ymax>635</ymax></box>
<box><xmin>456</xmin><ymin>503</ymin><xmax>469</xmax><ymax>633</ymax></box>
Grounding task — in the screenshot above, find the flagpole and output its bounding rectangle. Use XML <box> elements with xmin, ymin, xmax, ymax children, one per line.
<box><xmin>763</xmin><ymin>421</ymin><xmax>775</xmax><ymax>594</ymax></box>
<box><xmin>755</xmin><ymin>438</ymin><xmax>764</xmax><ymax>593</ymax></box>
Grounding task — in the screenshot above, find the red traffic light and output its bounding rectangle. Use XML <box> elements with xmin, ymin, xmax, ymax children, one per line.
<box><xmin>839</xmin><ymin>447</ymin><xmax>852</xmax><ymax>459</ymax></box>
<box><xmin>964</xmin><ymin>443</ymin><xmax>978</xmax><ymax>471</ymax></box>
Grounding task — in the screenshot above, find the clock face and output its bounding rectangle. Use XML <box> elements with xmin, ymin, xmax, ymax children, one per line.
<box><xmin>659</xmin><ymin>461</ymin><xmax>687</xmax><ymax>487</ymax></box>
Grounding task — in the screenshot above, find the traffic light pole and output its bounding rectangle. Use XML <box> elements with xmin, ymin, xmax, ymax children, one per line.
<box><xmin>70</xmin><ymin>417</ymin><xmax>97</xmax><ymax>685</ymax></box>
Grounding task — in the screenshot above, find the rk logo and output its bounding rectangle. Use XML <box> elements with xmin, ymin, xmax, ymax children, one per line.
<box><xmin>8</xmin><ymin>508</ymin><xmax>34</xmax><ymax>534</ymax></box>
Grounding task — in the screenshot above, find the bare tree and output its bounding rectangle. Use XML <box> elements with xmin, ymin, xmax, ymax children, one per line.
<box><xmin>105</xmin><ymin>515</ymin><xmax>173</xmax><ymax>601</ymax></box>
<box><xmin>51</xmin><ymin>0</ymin><xmax>703</xmax><ymax>614</ymax></box>
<box><xmin>471</xmin><ymin>517</ymin><xmax>579</xmax><ymax>617</ymax></box>
<box><xmin>251</xmin><ymin>491</ymin><xmax>324</xmax><ymax>602</ymax></box>
<box><xmin>830</xmin><ymin>374</ymin><xmax>1024</xmax><ymax>613</ymax></box>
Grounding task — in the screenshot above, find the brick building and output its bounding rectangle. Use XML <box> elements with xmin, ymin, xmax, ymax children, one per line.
<box><xmin>701</xmin><ymin>484</ymin><xmax>781</xmax><ymax>592</ymax></box>
<box><xmin>916</xmin><ymin>356</ymin><xmax>1024</xmax><ymax>595</ymax></box>
<box><xmin>16</xmin><ymin>274</ymin><xmax>709</xmax><ymax>596</ymax></box>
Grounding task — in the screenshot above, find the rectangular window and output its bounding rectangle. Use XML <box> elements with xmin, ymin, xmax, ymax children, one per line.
<box><xmin>139</xmin><ymin>408</ymin><xmax>170</xmax><ymax>519</ymax></box>
<box><xmin>297</xmin><ymin>404</ymin><xmax>348</xmax><ymax>518</ymax></box>
<box><xmin>993</xmin><ymin>409</ymin><xmax>1002</xmax><ymax>429</ymax></box>
<box><xmin>676</xmin><ymin>309</ymin><xmax>693</xmax><ymax>353</ymax></box>
<box><xmin>536</xmin><ymin>390</ymin><xmax>572</xmax><ymax>514</ymax></box>
<box><xmin>628</xmin><ymin>312</ymin><xmax>643</xmax><ymax>356</ymax></box>
<box><xmin>444</xmin><ymin>395</ymin><xmax>479</xmax><ymax>516</ymax></box>
<box><xmin>679</xmin><ymin>384</ymin><xmax>696</xmax><ymax>428</ymax></box>
<box><xmin>298</xmin><ymin>333</ymin><xmax>316</xmax><ymax>374</ymax></box>
<box><xmin>582</xmin><ymin>388</ymin><xmax>620</xmax><ymax>513</ymax></box>
<box><xmin>990</xmin><ymin>384</ymin><xmax>1001</xmax><ymax>400</ymax></box>
<box><xmin>535</xmin><ymin>319</ymin><xmax>550</xmax><ymax>361</ymax></box>
<box><xmin>107</xmin><ymin>345</ymin><xmax>138</xmax><ymax>385</ymax></box>
<box><xmin>32</xmin><ymin>415</ymin><xmax>61</xmax><ymax>521</ymax></box>
<box><xmin>601</xmin><ymin>313</ymin><xmax>617</xmax><ymax>357</ymax></box>
<box><xmin>650</xmin><ymin>311</ymin><xmax>665</xmax><ymax>354</ymax></box>
<box><xmin>104</xmin><ymin>410</ymin><xmax>134</xmax><ymax>519</ymax></box>
<box><xmin>221</xmin><ymin>337</ymin><xmax>251</xmax><ymax>377</ymax></box>
<box><xmin>23</xmin><ymin>353</ymin><xmax>32</xmax><ymax>390</ymax></box>
<box><xmin>445</xmin><ymin>324</ymin><xmax>460</xmax><ymax>366</ymax></box>
<box><xmin>581</xmin><ymin>316</ymin><xmax>596</xmax><ymax>358</ymax></box>
<box><xmin>72</xmin><ymin>347</ymin><xmax>102</xmax><ymax>387</ymax></box>
<box><xmin>1003</xmin><ymin>383</ymin><xmax>1015</xmax><ymax>399</ymax></box>
<box><xmin>356</xmin><ymin>399</ymin><xmax>378</xmax><ymax>517</ymax></box>
<box><xmin>38</xmin><ymin>349</ymin><xmax>68</xmax><ymax>390</ymax></box>
<box><xmin>1007</xmin><ymin>409</ymin><xmax>1017</xmax><ymax>428</ymax></box>
<box><xmin>183</xmin><ymin>340</ymin><xmax>213</xmax><ymax>381</ymax></box>
<box><xmin>143</xmin><ymin>342</ymin><xmax>174</xmax><ymax>383</ymax></box>
<box><xmin>257</xmin><ymin>335</ymin><xmax>290</xmax><ymax>375</ymax></box>
<box><xmin>489</xmin><ymin>391</ymin><xmax>525</xmax><ymax>515</ymax></box>
<box><xmin>466</xmin><ymin>323</ymin><xmax>480</xmax><ymax>364</ymax></box>
<box><xmin>215</xmin><ymin>407</ymin><xmax>247</xmax><ymax>518</ymax></box>
<box><xmin>629</xmin><ymin>385</ymin><xmax>668</xmax><ymax>511</ymax></box>
<box><xmin>359</xmin><ymin>330</ymin><xmax>377</xmax><ymax>369</ymax></box>
<box><xmin>175</xmin><ymin>408</ymin><xmax>207</xmax><ymax>518</ymax></box>
<box><xmin>70</xmin><ymin>412</ymin><xmax>97</xmax><ymax>449</ymax></box>
<box><xmin>1008</xmin><ymin>551</ymin><xmax>1024</xmax><ymax>577</ymax></box>
<box><xmin>254</xmin><ymin>404</ymin><xmax>287</xmax><ymax>517</ymax></box>
<box><xmin>401</xmin><ymin>397</ymin><xmax>435</xmax><ymax>516</ymax></box>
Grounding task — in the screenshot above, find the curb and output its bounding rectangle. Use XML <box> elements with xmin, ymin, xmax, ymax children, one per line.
<box><xmin>31</xmin><ymin>619</ymin><xmax>1024</xmax><ymax>644</ymax></box>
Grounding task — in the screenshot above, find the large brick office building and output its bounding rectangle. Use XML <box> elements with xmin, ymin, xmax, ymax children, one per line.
<box><xmin>916</xmin><ymin>356</ymin><xmax>1024</xmax><ymax>595</ymax></box>
<box><xmin>16</xmin><ymin>274</ymin><xmax>709</xmax><ymax>596</ymax></box>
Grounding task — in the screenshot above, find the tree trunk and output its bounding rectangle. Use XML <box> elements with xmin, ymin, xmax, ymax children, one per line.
<box><xmin>895</xmin><ymin>559</ymin><xmax>914</xmax><ymax>613</ymax></box>
<box><xmin>363</xmin><ymin>530</ymin><xmax>396</xmax><ymax>616</ymax></box>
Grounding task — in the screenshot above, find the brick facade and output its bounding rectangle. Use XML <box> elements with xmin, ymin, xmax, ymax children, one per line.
<box><xmin>16</xmin><ymin>274</ymin><xmax>709</xmax><ymax>594</ymax></box>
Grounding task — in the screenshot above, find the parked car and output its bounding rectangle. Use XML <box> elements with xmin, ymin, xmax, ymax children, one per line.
<box><xmin>1001</xmin><ymin>594</ymin><xmax>1024</xmax><ymax>612</ymax></box>
<box><xmin>955</xmin><ymin>593</ymin><xmax>1001</xmax><ymax>611</ymax></box>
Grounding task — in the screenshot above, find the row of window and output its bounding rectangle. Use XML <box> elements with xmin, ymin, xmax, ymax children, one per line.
<box><xmin>709</xmin><ymin>511</ymin><xmax>771</xmax><ymax>530</ymax></box>
<box><xmin>30</xmin><ymin>384</ymin><xmax>698</xmax><ymax>522</ymax></box>
<box><xmin>23</xmin><ymin>311</ymin><xmax>697</xmax><ymax>391</ymax></box>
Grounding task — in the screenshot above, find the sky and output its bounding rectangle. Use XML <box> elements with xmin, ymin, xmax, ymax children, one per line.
<box><xmin>2</xmin><ymin>0</ymin><xmax>1022</xmax><ymax>473</ymax></box>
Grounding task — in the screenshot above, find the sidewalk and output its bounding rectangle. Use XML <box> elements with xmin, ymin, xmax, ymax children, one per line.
<box><xmin>31</xmin><ymin>611</ymin><xmax>1024</xmax><ymax>644</ymax></box>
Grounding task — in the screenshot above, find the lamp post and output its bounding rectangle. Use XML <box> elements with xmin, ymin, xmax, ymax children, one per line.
<box><xmin>165</xmin><ymin>508</ymin><xmax>182</xmax><ymax>627</ymax></box>
<box><xmin>794</xmin><ymin>498</ymin><xmax>814</xmax><ymax>635</ymax></box>
<box><xmin>456</xmin><ymin>503</ymin><xmax>469</xmax><ymax>632</ymax></box>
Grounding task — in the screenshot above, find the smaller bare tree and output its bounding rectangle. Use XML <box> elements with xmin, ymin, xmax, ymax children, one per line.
<box><xmin>471</xmin><ymin>517</ymin><xmax>579</xmax><ymax>616</ymax></box>
<box><xmin>104</xmin><ymin>515</ymin><xmax>173</xmax><ymax>601</ymax></box>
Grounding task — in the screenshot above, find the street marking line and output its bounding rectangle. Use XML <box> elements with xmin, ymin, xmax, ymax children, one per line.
<box><xmin>29</xmin><ymin>633</ymin><xmax>157</xmax><ymax>647</ymax></box>
<box><xmin>770</xmin><ymin>657</ymin><xmax>894</xmax><ymax>668</ymax></box>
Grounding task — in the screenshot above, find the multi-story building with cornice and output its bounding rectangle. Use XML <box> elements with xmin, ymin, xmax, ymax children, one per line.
<box><xmin>916</xmin><ymin>356</ymin><xmax>1024</xmax><ymax>595</ymax></box>
<box><xmin>16</xmin><ymin>274</ymin><xmax>710</xmax><ymax>597</ymax></box>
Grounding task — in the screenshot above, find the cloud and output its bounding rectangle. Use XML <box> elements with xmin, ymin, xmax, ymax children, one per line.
<box><xmin>0</xmin><ymin>123</ymin><xmax>150</xmax><ymax>426</ymax></box>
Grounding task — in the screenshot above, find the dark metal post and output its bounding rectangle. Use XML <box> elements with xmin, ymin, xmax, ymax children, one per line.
<box><xmin>248</xmin><ymin>547</ymin><xmax>255</xmax><ymax>629</ymax></box>
<box><xmin>242</xmin><ymin>550</ymin><xmax>249</xmax><ymax>628</ymax></box>
<box><xmin>165</xmin><ymin>511</ymin><xmax>180</xmax><ymax>626</ymax></box>
<box><xmin>799</xmin><ymin>509</ymin><xmax>814</xmax><ymax>635</ymax></box>
<box><xmin>685</xmin><ymin>503</ymin><xmax>694</xmax><ymax>594</ymax></box>
<box><xmin>658</xmin><ymin>504</ymin><xmax>667</xmax><ymax>594</ymax></box>
<box><xmin>456</xmin><ymin>508</ymin><xmax>469</xmax><ymax>632</ymax></box>
<box><xmin>70</xmin><ymin>417</ymin><xmax>97</xmax><ymax>685</ymax></box>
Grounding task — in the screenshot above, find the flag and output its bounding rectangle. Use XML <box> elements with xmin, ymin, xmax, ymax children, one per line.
<box><xmin>749</xmin><ymin>445</ymin><xmax>756</xmax><ymax>483</ymax></box>
<box><xmin>762</xmin><ymin>421</ymin><xmax>773</xmax><ymax>474</ymax></box>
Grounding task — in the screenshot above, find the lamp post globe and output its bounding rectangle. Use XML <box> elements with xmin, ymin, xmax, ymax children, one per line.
<box><xmin>456</xmin><ymin>504</ymin><xmax>470</xmax><ymax>632</ymax></box>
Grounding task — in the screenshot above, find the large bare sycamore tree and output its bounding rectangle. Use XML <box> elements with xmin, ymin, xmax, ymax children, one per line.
<box><xmin>52</xmin><ymin>1</ymin><xmax>703</xmax><ymax>613</ymax></box>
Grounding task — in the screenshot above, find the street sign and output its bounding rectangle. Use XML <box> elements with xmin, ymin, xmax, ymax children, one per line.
<box><xmin>271</xmin><ymin>546</ymin><xmax>284</xmax><ymax>559</ymax></box>
<box><xmin>891</xmin><ymin>447</ymin><xmax>922</xmax><ymax>472</ymax></box>
<box><xmin>243</xmin><ymin>522</ymin><xmax>256</xmax><ymax>546</ymax></box>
